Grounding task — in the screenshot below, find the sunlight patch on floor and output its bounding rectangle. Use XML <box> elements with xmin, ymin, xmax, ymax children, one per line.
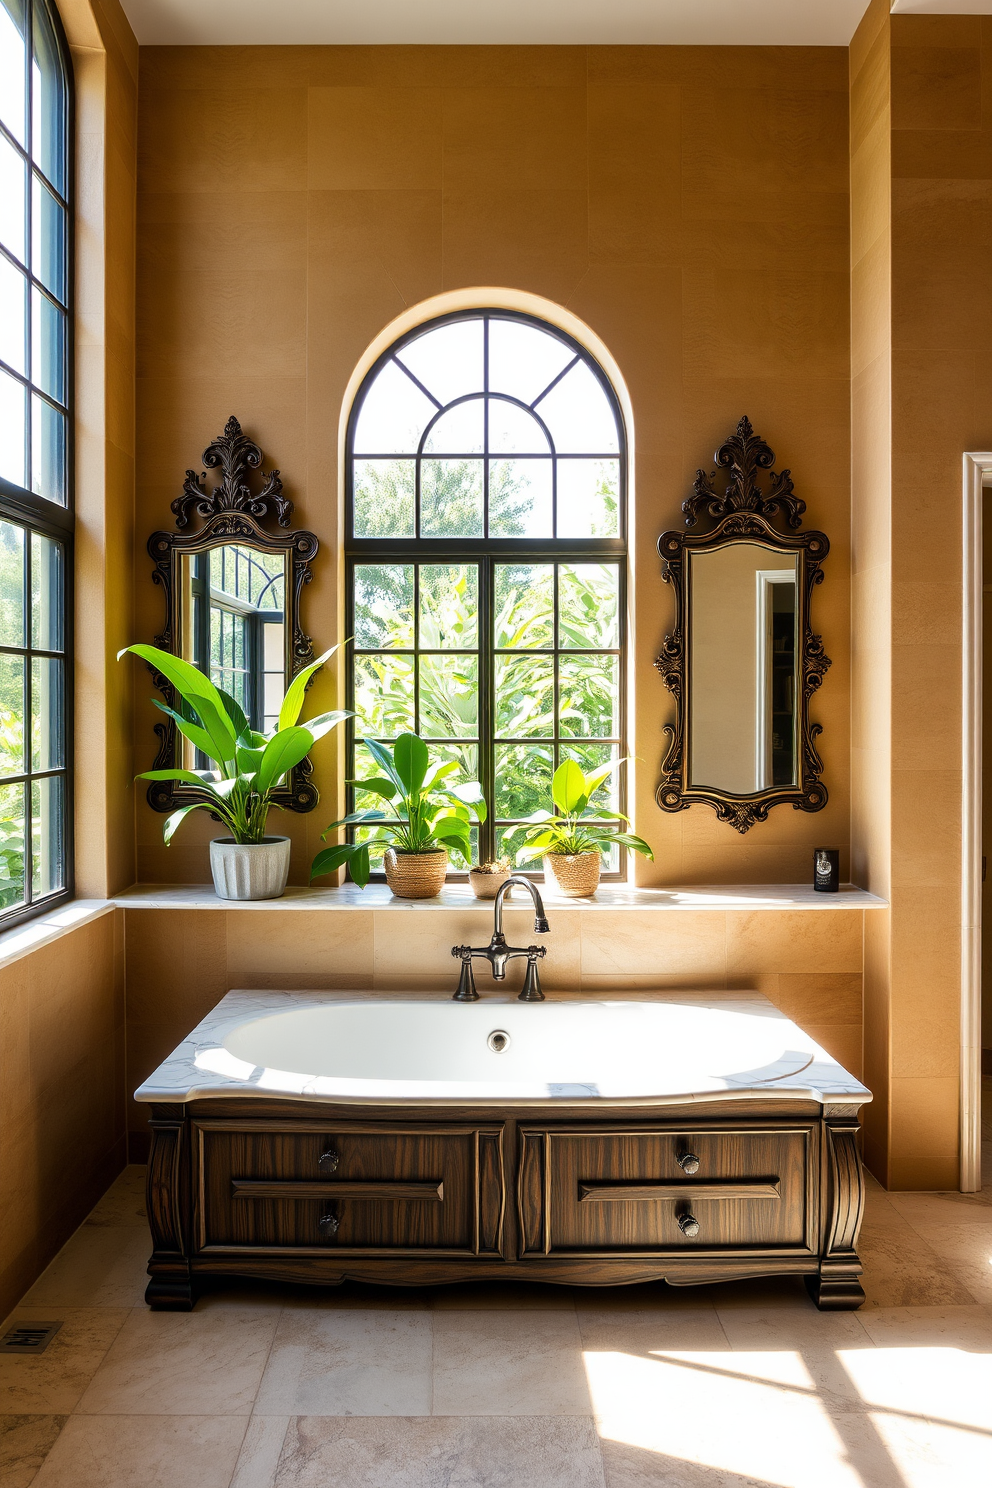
<box><xmin>583</xmin><ymin>1344</ymin><xmax>992</xmax><ymax>1488</ymax></box>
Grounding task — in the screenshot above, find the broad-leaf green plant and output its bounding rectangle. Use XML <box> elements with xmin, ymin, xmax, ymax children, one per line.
<box><xmin>311</xmin><ymin>731</ymin><xmax>486</xmax><ymax>888</ymax></box>
<box><xmin>503</xmin><ymin>758</ymin><xmax>653</xmax><ymax>866</ymax></box>
<box><xmin>119</xmin><ymin>643</ymin><xmax>349</xmax><ymax>846</ymax></box>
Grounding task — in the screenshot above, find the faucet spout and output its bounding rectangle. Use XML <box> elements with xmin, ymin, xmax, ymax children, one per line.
<box><xmin>450</xmin><ymin>876</ymin><xmax>550</xmax><ymax>1001</ymax></box>
<box><xmin>494</xmin><ymin>875</ymin><xmax>550</xmax><ymax>937</ymax></box>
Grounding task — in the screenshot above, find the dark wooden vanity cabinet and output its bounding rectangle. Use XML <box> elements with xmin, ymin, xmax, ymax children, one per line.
<box><xmin>144</xmin><ymin>1097</ymin><xmax>865</xmax><ymax>1312</ymax></box>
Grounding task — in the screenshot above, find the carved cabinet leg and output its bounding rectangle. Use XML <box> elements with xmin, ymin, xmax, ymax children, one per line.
<box><xmin>145</xmin><ymin>1108</ymin><xmax>194</xmax><ymax>1311</ymax></box>
<box><xmin>811</xmin><ymin>1112</ymin><xmax>866</xmax><ymax>1311</ymax></box>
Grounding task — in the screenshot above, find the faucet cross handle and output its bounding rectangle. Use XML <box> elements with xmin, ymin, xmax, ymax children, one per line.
<box><xmin>451</xmin><ymin>945</ymin><xmax>479</xmax><ymax>1002</ymax></box>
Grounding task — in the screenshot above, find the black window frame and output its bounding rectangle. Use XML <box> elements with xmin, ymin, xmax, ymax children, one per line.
<box><xmin>0</xmin><ymin>0</ymin><xmax>74</xmax><ymax>930</ymax></box>
<box><xmin>344</xmin><ymin>309</ymin><xmax>628</xmax><ymax>881</ymax></box>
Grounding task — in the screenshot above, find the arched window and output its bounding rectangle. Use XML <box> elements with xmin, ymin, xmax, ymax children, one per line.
<box><xmin>0</xmin><ymin>0</ymin><xmax>72</xmax><ymax>924</ymax></box>
<box><xmin>346</xmin><ymin>310</ymin><xmax>627</xmax><ymax>877</ymax></box>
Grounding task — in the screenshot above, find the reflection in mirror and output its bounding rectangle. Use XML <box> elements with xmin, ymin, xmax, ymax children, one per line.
<box><xmin>689</xmin><ymin>545</ymin><xmax>798</xmax><ymax>794</ymax></box>
<box><xmin>179</xmin><ymin>545</ymin><xmax>287</xmax><ymax>740</ymax></box>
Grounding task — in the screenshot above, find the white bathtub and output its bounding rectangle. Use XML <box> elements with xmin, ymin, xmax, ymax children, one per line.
<box><xmin>136</xmin><ymin>991</ymin><xmax>870</xmax><ymax>1107</ymax></box>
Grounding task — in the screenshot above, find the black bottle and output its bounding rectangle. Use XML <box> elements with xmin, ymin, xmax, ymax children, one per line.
<box><xmin>813</xmin><ymin>848</ymin><xmax>840</xmax><ymax>893</ymax></box>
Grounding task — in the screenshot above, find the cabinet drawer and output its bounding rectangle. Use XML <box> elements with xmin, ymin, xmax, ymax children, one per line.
<box><xmin>193</xmin><ymin>1121</ymin><xmax>504</xmax><ymax>1256</ymax></box>
<box><xmin>519</xmin><ymin>1125</ymin><xmax>816</xmax><ymax>1256</ymax></box>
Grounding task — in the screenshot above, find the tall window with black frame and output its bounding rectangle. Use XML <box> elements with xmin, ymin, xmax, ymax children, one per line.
<box><xmin>0</xmin><ymin>0</ymin><xmax>73</xmax><ymax>925</ymax></box>
<box><xmin>345</xmin><ymin>311</ymin><xmax>627</xmax><ymax>880</ymax></box>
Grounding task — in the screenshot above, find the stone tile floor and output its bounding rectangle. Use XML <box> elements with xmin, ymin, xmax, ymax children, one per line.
<box><xmin>0</xmin><ymin>1087</ymin><xmax>988</xmax><ymax>1487</ymax></box>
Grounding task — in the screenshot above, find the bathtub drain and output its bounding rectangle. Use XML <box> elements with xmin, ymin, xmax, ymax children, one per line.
<box><xmin>487</xmin><ymin>1030</ymin><xmax>511</xmax><ymax>1053</ymax></box>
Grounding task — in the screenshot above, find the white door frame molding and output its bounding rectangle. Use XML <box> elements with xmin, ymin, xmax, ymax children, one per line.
<box><xmin>961</xmin><ymin>453</ymin><xmax>991</xmax><ymax>1191</ymax></box>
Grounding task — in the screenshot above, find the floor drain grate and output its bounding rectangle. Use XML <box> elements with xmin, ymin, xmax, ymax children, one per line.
<box><xmin>0</xmin><ymin>1322</ymin><xmax>63</xmax><ymax>1355</ymax></box>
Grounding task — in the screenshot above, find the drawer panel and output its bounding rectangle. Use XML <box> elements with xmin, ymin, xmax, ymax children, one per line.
<box><xmin>194</xmin><ymin>1122</ymin><xmax>504</xmax><ymax>1255</ymax></box>
<box><xmin>520</xmin><ymin>1126</ymin><xmax>816</xmax><ymax>1256</ymax></box>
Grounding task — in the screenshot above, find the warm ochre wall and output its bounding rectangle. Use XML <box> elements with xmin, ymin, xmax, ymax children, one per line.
<box><xmin>0</xmin><ymin>911</ymin><xmax>126</xmax><ymax>1316</ymax></box>
<box><xmin>850</xmin><ymin>0</ymin><xmax>893</xmax><ymax>1184</ymax></box>
<box><xmin>133</xmin><ymin>44</ymin><xmax>852</xmax><ymax>891</ymax></box>
<box><xmin>849</xmin><ymin>7</ymin><xmax>992</xmax><ymax>1189</ymax></box>
<box><xmin>0</xmin><ymin>0</ymin><xmax>137</xmax><ymax>1318</ymax></box>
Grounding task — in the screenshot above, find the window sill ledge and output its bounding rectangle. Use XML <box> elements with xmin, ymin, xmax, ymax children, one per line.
<box><xmin>0</xmin><ymin>899</ymin><xmax>115</xmax><ymax>973</ymax></box>
<box><xmin>112</xmin><ymin>882</ymin><xmax>887</xmax><ymax>913</ymax></box>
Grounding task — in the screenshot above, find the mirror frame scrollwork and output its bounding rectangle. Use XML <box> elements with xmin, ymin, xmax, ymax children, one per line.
<box><xmin>655</xmin><ymin>416</ymin><xmax>830</xmax><ymax>834</ymax></box>
<box><xmin>145</xmin><ymin>416</ymin><xmax>320</xmax><ymax>816</ymax></box>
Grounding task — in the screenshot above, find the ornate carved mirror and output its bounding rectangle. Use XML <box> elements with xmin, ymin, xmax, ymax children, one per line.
<box><xmin>145</xmin><ymin>417</ymin><xmax>320</xmax><ymax>815</ymax></box>
<box><xmin>655</xmin><ymin>417</ymin><xmax>830</xmax><ymax>833</ymax></box>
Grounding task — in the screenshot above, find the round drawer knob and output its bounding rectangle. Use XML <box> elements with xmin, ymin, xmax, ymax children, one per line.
<box><xmin>318</xmin><ymin>1210</ymin><xmax>340</xmax><ymax>1238</ymax></box>
<box><xmin>678</xmin><ymin>1212</ymin><xmax>700</xmax><ymax>1238</ymax></box>
<box><xmin>319</xmin><ymin>1148</ymin><xmax>340</xmax><ymax>1174</ymax></box>
<box><xmin>678</xmin><ymin>1153</ymin><xmax>700</xmax><ymax>1175</ymax></box>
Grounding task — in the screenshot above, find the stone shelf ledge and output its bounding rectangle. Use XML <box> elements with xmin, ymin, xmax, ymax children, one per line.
<box><xmin>113</xmin><ymin>882</ymin><xmax>887</xmax><ymax>912</ymax></box>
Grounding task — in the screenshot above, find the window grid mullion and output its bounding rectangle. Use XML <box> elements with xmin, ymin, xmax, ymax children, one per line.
<box><xmin>478</xmin><ymin>556</ymin><xmax>494</xmax><ymax>864</ymax></box>
<box><xmin>412</xmin><ymin>563</ymin><xmax>420</xmax><ymax>736</ymax></box>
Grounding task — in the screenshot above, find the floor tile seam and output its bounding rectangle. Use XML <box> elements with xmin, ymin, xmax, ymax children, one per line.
<box><xmin>243</xmin><ymin>1303</ymin><xmax>285</xmax><ymax>1421</ymax></box>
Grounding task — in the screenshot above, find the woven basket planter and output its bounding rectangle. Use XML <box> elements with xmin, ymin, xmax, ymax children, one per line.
<box><xmin>468</xmin><ymin>867</ymin><xmax>511</xmax><ymax>900</ymax></box>
<box><xmin>384</xmin><ymin>848</ymin><xmax>448</xmax><ymax>899</ymax></box>
<box><xmin>543</xmin><ymin>851</ymin><xmax>601</xmax><ymax>898</ymax></box>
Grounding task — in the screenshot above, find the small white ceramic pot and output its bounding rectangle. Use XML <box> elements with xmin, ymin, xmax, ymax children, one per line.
<box><xmin>383</xmin><ymin>848</ymin><xmax>448</xmax><ymax>899</ymax></box>
<box><xmin>209</xmin><ymin>836</ymin><xmax>291</xmax><ymax>901</ymax></box>
<box><xmin>468</xmin><ymin>867</ymin><xmax>511</xmax><ymax>900</ymax></box>
<box><xmin>543</xmin><ymin>851</ymin><xmax>601</xmax><ymax>898</ymax></box>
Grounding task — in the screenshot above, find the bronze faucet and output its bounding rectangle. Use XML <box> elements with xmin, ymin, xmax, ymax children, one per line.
<box><xmin>451</xmin><ymin>875</ymin><xmax>550</xmax><ymax>1002</ymax></box>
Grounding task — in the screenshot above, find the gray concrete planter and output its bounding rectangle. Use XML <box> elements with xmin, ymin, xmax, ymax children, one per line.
<box><xmin>209</xmin><ymin>836</ymin><xmax>291</xmax><ymax>901</ymax></box>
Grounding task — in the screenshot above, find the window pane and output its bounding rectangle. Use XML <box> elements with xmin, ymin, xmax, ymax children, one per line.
<box><xmin>353</xmin><ymin>459</ymin><xmax>415</xmax><ymax>538</ymax></box>
<box><xmin>556</xmin><ymin>458</ymin><xmax>620</xmax><ymax>538</ymax></box>
<box><xmin>0</xmin><ymin>133</ymin><xmax>26</xmax><ymax>263</ymax></box>
<box><xmin>0</xmin><ymin>0</ymin><xmax>26</xmax><ymax>147</ymax></box>
<box><xmin>30</xmin><ymin>393</ymin><xmax>65</xmax><ymax>503</ymax></box>
<box><xmin>494</xmin><ymin>655</ymin><xmax>554</xmax><ymax>738</ymax></box>
<box><xmin>419</xmin><ymin>564</ymin><xmax>478</xmax><ymax>650</ymax></box>
<box><xmin>488</xmin><ymin>399</ymin><xmax>549</xmax><ymax>454</ymax></box>
<box><xmin>487</xmin><ymin>318</ymin><xmax>572</xmax><ymax>406</ymax></box>
<box><xmin>0</xmin><ymin>780</ymin><xmax>25</xmax><ymax>909</ymax></box>
<box><xmin>31</xmin><ymin>174</ymin><xmax>66</xmax><ymax>302</ymax></box>
<box><xmin>489</xmin><ymin>459</ymin><xmax>552</xmax><ymax>538</ymax></box>
<box><xmin>0</xmin><ymin>520</ymin><xmax>25</xmax><ymax>646</ymax></box>
<box><xmin>398</xmin><ymin>319</ymin><xmax>483</xmax><ymax>407</ymax></box>
<box><xmin>559</xmin><ymin>563</ymin><xmax>620</xmax><ymax>649</ymax></box>
<box><xmin>561</xmin><ymin>741</ymin><xmax>620</xmax><ymax>809</ymax></box>
<box><xmin>31</xmin><ymin>654</ymin><xmax>60</xmax><ymax>768</ymax></box>
<box><xmin>559</xmin><ymin>654</ymin><xmax>619</xmax><ymax>739</ymax></box>
<box><xmin>421</xmin><ymin>459</ymin><xmax>483</xmax><ymax>538</ymax></box>
<box><xmin>495</xmin><ymin>742</ymin><xmax>553</xmax><ymax>822</ymax></box>
<box><xmin>353</xmin><ymin>360</ymin><xmax>434</xmax><ymax>454</ymax></box>
<box><xmin>0</xmin><ymin>654</ymin><xmax>25</xmax><ymax>774</ymax></box>
<box><xmin>353</xmin><ymin>653</ymin><xmax>414</xmax><ymax>738</ymax></box>
<box><xmin>31</xmin><ymin>771</ymin><xmax>62</xmax><ymax>895</ymax></box>
<box><xmin>353</xmin><ymin>564</ymin><xmax>413</xmax><ymax>649</ymax></box>
<box><xmin>0</xmin><ymin>252</ymin><xmax>26</xmax><ymax>374</ymax></box>
<box><xmin>422</xmin><ymin>400</ymin><xmax>484</xmax><ymax>455</ymax></box>
<box><xmin>418</xmin><ymin>653</ymin><xmax>478</xmax><ymax>738</ymax></box>
<box><xmin>31</xmin><ymin>287</ymin><xmax>64</xmax><ymax>401</ymax></box>
<box><xmin>0</xmin><ymin>367</ymin><xmax>26</xmax><ymax>487</ymax></box>
<box><xmin>494</xmin><ymin>563</ymin><xmax>553</xmax><ymax>650</ymax></box>
<box><xmin>535</xmin><ymin>361</ymin><xmax>620</xmax><ymax>454</ymax></box>
<box><xmin>31</xmin><ymin>0</ymin><xmax>67</xmax><ymax>196</ymax></box>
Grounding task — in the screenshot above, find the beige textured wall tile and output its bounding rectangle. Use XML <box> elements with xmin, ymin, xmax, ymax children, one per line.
<box><xmin>372</xmin><ymin>908</ymin><xmax>580</xmax><ymax>992</ymax></box>
<box><xmin>225</xmin><ymin>911</ymin><xmax>374</xmax><ymax>987</ymax></box>
<box><xmin>443</xmin><ymin>87</ymin><xmax>587</xmax><ymax>191</ymax></box>
<box><xmin>726</xmin><ymin>910</ymin><xmax>863</xmax><ymax>975</ymax></box>
<box><xmin>309</xmin><ymin>86</ymin><xmax>442</xmax><ymax>190</ymax></box>
<box><xmin>579</xmin><ymin>912</ymin><xmax>727</xmax><ymax>982</ymax></box>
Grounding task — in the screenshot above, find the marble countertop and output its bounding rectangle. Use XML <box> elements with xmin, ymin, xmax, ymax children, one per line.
<box><xmin>115</xmin><ymin>882</ymin><xmax>887</xmax><ymax>912</ymax></box>
<box><xmin>135</xmin><ymin>986</ymin><xmax>872</xmax><ymax>1109</ymax></box>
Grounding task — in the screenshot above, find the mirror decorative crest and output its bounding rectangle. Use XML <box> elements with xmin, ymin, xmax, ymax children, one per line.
<box><xmin>655</xmin><ymin>417</ymin><xmax>830</xmax><ymax>834</ymax></box>
<box><xmin>145</xmin><ymin>416</ymin><xmax>320</xmax><ymax>815</ymax></box>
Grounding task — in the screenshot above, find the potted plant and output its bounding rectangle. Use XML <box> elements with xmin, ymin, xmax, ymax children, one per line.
<box><xmin>120</xmin><ymin>642</ymin><xmax>348</xmax><ymax>900</ymax></box>
<box><xmin>311</xmin><ymin>731</ymin><xmax>485</xmax><ymax>899</ymax></box>
<box><xmin>504</xmin><ymin>758</ymin><xmax>653</xmax><ymax>897</ymax></box>
<box><xmin>468</xmin><ymin>857</ymin><xmax>512</xmax><ymax>900</ymax></box>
